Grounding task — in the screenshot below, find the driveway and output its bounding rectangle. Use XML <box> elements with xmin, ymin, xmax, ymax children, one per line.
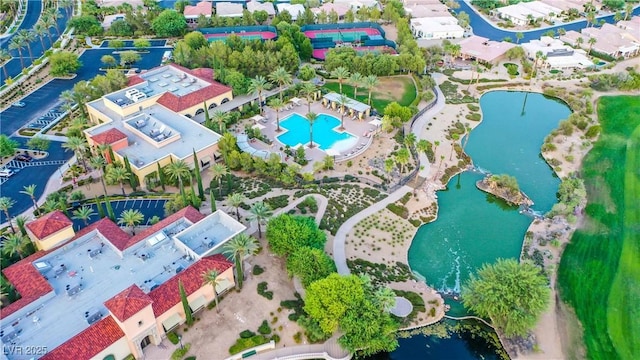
<box><xmin>1</xmin><ymin>47</ymin><xmax>170</xmax><ymax>136</ymax></box>
<box><xmin>0</xmin><ymin>3</ymin><xmax>70</xmax><ymax>85</ymax></box>
<box><xmin>454</xmin><ymin>0</ymin><xmax>640</xmax><ymax>42</ymax></box>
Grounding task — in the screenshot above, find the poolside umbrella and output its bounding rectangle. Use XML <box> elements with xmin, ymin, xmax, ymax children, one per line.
<box><xmin>326</xmin><ymin>148</ymin><xmax>341</xmax><ymax>157</ymax></box>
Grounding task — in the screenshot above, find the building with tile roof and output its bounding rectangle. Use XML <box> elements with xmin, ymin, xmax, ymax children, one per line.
<box><xmin>25</xmin><ymin>210</ymin><xmax>75</xmax><ymax>250</ymax></box>
<box><xmin>85</xmin><ymin>64</ymin><xmax>231</xmax><ymax>188</ymax></box>
<box><xmin>458</xmin><ymin>35</ymin><xmax>516</xmax><ymax>64</ymax></box>
<box><xmin>560</xmin><ymin>19</ymin><xmax>640</xmax><ymax>59</ymax></box>
<box><xmin>184</xmin><ymin>1</ymin><xmax>213</xmax><ymax>24</ymax></box>
<box><xmin>1</xmin><ymin>207</ymin><xmax>242</xmax><ymax>360</ymax></box>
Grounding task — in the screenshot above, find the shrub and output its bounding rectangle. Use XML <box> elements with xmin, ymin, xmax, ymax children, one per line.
<box><xmin>258</xmin><ymin>320</ymin><xmax>272</xmax><ymax>335</ymax></box>
<box><xmin>466</xmin><ymin>113</ymin><xmax>481</xmax><ymax>121</ymax></box>
<box><xmin>252</xmin><ymin>265</ymin><xmax>265</xmax><ymax>275</ymax></box>
<box><xmin>585</xmin><ymin>125</ymin><xmax>601</xmax><ymax>138</ymax></box>
<box><xmin>386</xmin><ymin>203</ymin><xmax>409</xmax><ymax>219</ymax></box>
<box><xmin>240</xmin><ymin>330</ymin><xmax>256</xmax><ymax>339</ymax></box>
<box><xmin>167</xmin><ymin>332</ymin><xmax>179</xmax><ymax>345</ymax></box>
<box><xmin>228</xmin><ymin>335</ymin><xmax>270</xmax><ymax>355</ymax></box>
<box><xmin>257</xmin><ymin>282</ymin><xmax>273</xmax><ymax>300</ymax></box>
<box><xmin>271</xmin><ymin>334</ymin><xmax>281</xmax><ymax>343</ymax></box>
<box><xmin>171</xmin><ymin>343</ymin><xmax>191</xmax><ymax>360</ymax></box>
<box><xmin>293</xmin><ymin>332</ymin><xmax>303</xmax><ymax>344</ymax></box>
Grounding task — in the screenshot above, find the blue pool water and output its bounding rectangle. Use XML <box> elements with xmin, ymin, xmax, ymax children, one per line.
<box><xmin>277</xmin><ymin>113</ymin><xmax>356</xmax><ymax>151</ymax></box>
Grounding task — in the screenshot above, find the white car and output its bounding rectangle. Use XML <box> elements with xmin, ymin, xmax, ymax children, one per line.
<box><xmin>11</xmin><ymin>101</ymin><xmax>26</xmax><ymax>108</ymax></box>
<box><xmin>0</xmin><ymin>168</ymin><xmax>16</xmax><ymax>177</ymax></box>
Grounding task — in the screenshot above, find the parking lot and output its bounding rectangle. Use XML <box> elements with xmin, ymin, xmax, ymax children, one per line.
<box><xmin>70</xmin><ymin>199</ymin><xmax>169</xmax><ymax>230</ymax></box>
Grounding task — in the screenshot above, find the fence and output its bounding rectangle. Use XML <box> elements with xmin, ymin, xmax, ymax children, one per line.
<box><xmin>301</xmin><ymin>22</ymin><xmax>386</xmax><ymax>38</ymax></box>
<box><xmin>410</xmin><ymin>86</ymin><xmax>439</xmax><ymax>129</ymax></box>
<box><xmin>199</xmin><ymin>25</ymin><xmax>277</xmax><ymax>35</ymax></box>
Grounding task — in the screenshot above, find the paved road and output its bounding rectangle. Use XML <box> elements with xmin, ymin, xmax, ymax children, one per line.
<box><xmin>454</xmin><ymin>0</ymin><xmax>640</xmax><ymax>42</ymax></box>
<box><xmin>1</xmin><ymin>47</ymin><xmax>170</xmax><ymax>136</ymax></box>
<box><xmin>0</xmin><ymin>3</ymin><xmax>70</xmax><ymax>84</ymax></box>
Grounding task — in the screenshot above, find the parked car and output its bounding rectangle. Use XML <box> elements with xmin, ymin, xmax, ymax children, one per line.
<box><xmin>0</xmin><ymin>168</ymin><xmax>16</xmax><ymax>177</ymax></box>
<box><xmin>15</xmin><ymin>154</ymin><xmax>33</xmax><ymax>162</ymax></box>
<box><xmin>11</xmin><ymin>101</ymin><xmax>26</xmax><ymax>108</ymax></box>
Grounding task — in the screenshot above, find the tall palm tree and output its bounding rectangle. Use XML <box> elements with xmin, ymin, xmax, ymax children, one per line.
<box><xmin>210</xmin><ymin>110</ymin><xmax>228</xmax><ymax>133</ymax></box>
<box><xmin>404</xmin><ymin>133</ymin><xmax>416</xmax><ymax>150</ymax></box>
<box><xmin>164</xmin><ymin>160</ymin><xmax>192</xmax><ymax>200</ymax></box>
<box><xmin>72</xmin><ymin>206</ymin><xmax>96</xmax><ymax>226</ymax></box>
<box><xmin>202</xmin><ymin>270</ymin><xmax>222</xmax><ymax>312</ymax></box>
<box><xmin>268</xmin><ymin>98</ymin><xmax>285</xmax><ymax>132</ymax></box>
<box><xmin>118</xmin><ymin>209</ymin><xmax>144</xmax><ymax>235</ymax></box>
<box><xmin>3</xmin><ymin>234</ymin><xmax>27</xmax><ymax>259</ymax></box>
<box><xmin>364</xmin><ymin>75</ymin><xmax>379</xmax><ymax>106</ymax></box>
<box><xmin>395</xmin><ymin>148</ymin><xmax>410</xmax><ymax>173</ymax></box>
<box><xmin>106</xmin><ymin>166</ymin><xmax>130</xmax><ymax>196</ymax></box>
<box><xmin>210</xmin><ymin>164</ymin><xmax>228</xmax><ymax>196</ymax></box>
<box><xmin>575</xmin><ymin>36</ymin><xmax>584</xmax><ymax>49</ymax></box>
<box><xmin>62</xmin><ymin>136</ymin><xmax>88</xmax><ymax>170</ymax></box>
<box><xmin>338</xmin><ymin>93</ymin><xmax>350</xmax><ymax>130</ymax></box>
<box><xmin>0</xmin><ymin>197</ymin><xmax>16</xmax><ymax>233</ymax></box>
<box><xmin>349</xmin><ymin>72</ymin><xmax>364</xmax><ymax>99</ymax></box>
<box><xmin>9</xmin><ymin>37</ymin><xmax>24</xmax><ymax>69</ymax></box>
<box><xmin>59</xmin><ymin>0</ymin><xmax>74</xmax><ymax>18</ymax></box>
<box><xmin>331</xmin><ymin>66</ymin><xmax>350</xmax><ymax>95</ymax></box>
<box><xmin>0</xmin><ymin>49</ymin><xmax>11</xmax><ymax>79</ymax></box>
<box><xmin>44</xmin><ymin>8</ymin><xmax>62</xmax><ymax>35</ymax></box>
<box><xmin>625</xmin><ymin>2</ymin><xmax>633</xmax><ymax>21</ymax></box>
<box><xmin>41</xmin><ymin>14</ymin><xmax>57</xmax><ymax>39</ymax></box>
<box><xmin>248</xmin><ymin>75</ymin><xmax>271</xmax><ymax>115</ymax></box>
<box><xmin>222</xmin><ymin>233</ymin><xmax>259</xmax><ymax>290</ymax></box>
<box><xmin>20</xmin><ymin>184</ymin><xmax>39</xmax><ymax>212</ymax></box>
<box><xmin>587</xmin><ymin>37</ymin><xmax>597</xmax><ymax>54</ymax></box>
<box><xmin>268</xmin><ymin>67</ymin><xmax>293</xmax><ymax>102</ymax></box>
<box><xmin>248</xmin><ymin>201</ymin><xmax>271</xmax><ymax>239</ymax></box>
<box><xmin>299</xmin><ymin>82</ymin><xmax>317</xmax><ymax>114</ymax></box>
<box><xmin>89</xmin><ymin>156</ymin><xmax>109</xmax><ymax>196</ymax></box>
<box><xmin>306</xmin><ymin>112</ymin><xmax>318</xmax><ymax>148</ymax></box>
<box><xmin>416</xmin><ymin>139</ymin><xmax>429</xmax><ymax>158</ymax></box>
<box><xmin>17</xmin><ymin>30</ymin><xmax>35</xmax><ymax>60</ymax></box>
<box><xmin>32</xmin><ymin>24</ymin><xmax>48</xmax><ymax>50</ymax></box>
<box><xmin>226</xmin><ymin>193</ymin><xmax>245</xmax><ymax>222</ymax></box>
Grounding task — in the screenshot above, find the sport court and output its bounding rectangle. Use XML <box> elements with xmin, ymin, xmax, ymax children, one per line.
<box><xmin>205</xmin><ymin>31</ymin><xmax>277</xmax><ymax>42</ymax></box>
<box><xmin>303</xmin><ymin>27</ymin><xmax>381</xmax><ymax>42</ymax></box>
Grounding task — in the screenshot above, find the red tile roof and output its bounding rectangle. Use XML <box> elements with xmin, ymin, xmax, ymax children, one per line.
<box><xmin>91</xmin><ymin>128</ymin><xmax>128</xmax><ymax>145</ymax></box>
<box><xmin>0</xmin><ymin>251</ymin><xmax>53</xmax><ymax>318</ymax></box>
<box><xmin>127</xmin><ymin>74</ymin><xmax>145</xmax><ymax>87</ymax></box>
<box><xmin>25</xmin><ymin>210</ymin><xmax>73</xmax><ymax>239</ymax></box>
<box><xmin>184</xmin><ymin>1</ymin><xmax>212</xmax><ymax>17</ymax></box>
<box><xmin>40</xmin><ymin>316</ymin><xmax>125</xmax><ymax>360</ymax></box>
<box><xmin>149</xmin><ymin>254</ymin><xmax>233</xmax><ymax>316</ymax></box>
<box><xmin>104</xmin><ymin>285</ymin><xmax>153</xmax><ymax>322</ymax></box>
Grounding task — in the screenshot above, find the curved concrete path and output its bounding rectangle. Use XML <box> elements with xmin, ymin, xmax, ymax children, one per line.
<box><xmin>245</xmin><ymin>335</ymin><xmax>350</xmax><ymax>360</ymax></box>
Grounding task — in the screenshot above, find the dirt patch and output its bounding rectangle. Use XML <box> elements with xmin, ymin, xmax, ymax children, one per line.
<box><xmin>374</xmin><ymin>76</ymin><xmax>412</xmax><ymax>101</ymax></box>
<box><xmin>556</xmin><ymin>298</ymin><xmax>586</xmax><ymax>360</ymax></box>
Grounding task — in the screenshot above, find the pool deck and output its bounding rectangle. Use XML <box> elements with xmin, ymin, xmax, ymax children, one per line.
<box><xmin>241</xmin><ymin>98</ymin><xmax>379</xmax><ymax>171</ymax></box>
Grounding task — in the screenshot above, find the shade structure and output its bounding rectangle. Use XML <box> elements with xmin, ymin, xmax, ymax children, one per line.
<box><xmin>368</xmin><ymin>118</ymin><xmax>382</xmax><ymax>127</ymax></box>
<box><xmin>290</xmin><ymin>97</ymin><xmax>302</xmax><ymax>105</ymax></box>
<box><xmin>325</xmin><ymin>148</ymin><xmax>341</xmax><ymax>157</ymax></box>
<box><xmin>189</xmin><ymin>295</ymin><xmax>207</xmax><ymax>313</ymax></box>
<box><xmin>251</xmin><ymin>114</ymin><xmax>265</xmax><ymax>122</ymax></box>
<box><xmin>252</xmin><ymin>123</ymin><xmax>266</xmax><ymax>130</ymax></box>
<box><xmin>162</xmin><ymin>313</ymin><xmax>183</xmax><ymax>332</ymax></box>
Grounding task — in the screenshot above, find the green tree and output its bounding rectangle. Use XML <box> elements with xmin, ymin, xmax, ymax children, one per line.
<box><xmin>109</xmin><ymin>40</ymin><xmax>125</xmax><ymax>49</ymax></box>
<box><xmin>165</xmin><ymin>160</ymin><xmax>192</xmax><ymax>202</ymax></box>
<box><xmin>286</xmin><ymin>246</ymin><xmax>336</xmax><ymax>287</ymax></box>
<box><xmin>62</xmin><ymin>136</ymin><xmax>88</xmax><ymax>170</ymax></box>
<box><xmin>299</xmin><ymin>82</ymin><xmax>317</xmax><ymax>114</ymax></box>
<box><xmin>210</xmin><ymin>164</ymin><xmax>228</xmax><ymax>196</ymax></box>
<box><xmin>248</xmin><ymin>201</ymin><xmax>272</xmax><ymax>239</ymax></box>
<box><xmin>462</xmin><ymin>258</ymin><xmax>550</xmax><ymax>337</ymax></box>
<box><xmin>72</xmin><ymin>206</ymin><xmax>96</xmax><ymax>226</ymax></box>
<box><xmin>268</xmin><ymin>98</ymin><xmax>285</xmax><ymax>132</ymax></box>
<box><xmin>364</xmin><ymin>75</ymin><xmax>379</xmax><ymax>106</ymax></box>
<box><xmin>211</xmin><ymin>110</ymin><xmax>228</xmax><ymax>133</ymax></box>
<box><xmin>331</xmin><ymin>66</ymin><xmax>350</xmax><ymax>95</ymax></box>
<box><xmin>0</xmin><ymin>135</ymin><xmax>19</xmax><ymax>157</ymax></box>
<box><xmin>306</xmin><ymin>112</ymin><xmax>318</xmax><ymax>148</ymax></box>
<box><xmin>184</xmin><ymin>31</ymin><xmax>208</xmax><ymax>50</ymax></box>
<box><xmin>152</xmin><ymin>10</ymin><xmax>187</xmax><ymax>37</ymax></box>
<box><xmin>349</xmin><ymin>72</ymin><xmax>364</xmax><ymax>99</ymax></box>
<box><xmin>384</xmin><ymin>102</ymin><xmax>413</xmax><ymax>122</ymax></box>
<box><xmin>106</xmin><ymin>166</ymin><xmax>130</xmax><ymax>196</ymax></box>
<box><xmin>0</xmin><ymin>197</ymin><xmax>16</xmax><ymax>233</ymax></box>
<box><xmin>266</xmin><ymin>214</ymin><xmax>326</xmax><ymax>256</ymax></box>
<box><xmin>68</xmin><ymin>15</ymin><xmax>102</xmax><ymax>35</ymax></box>
<box><xmin>20</xmin><ymin>184</ymin><xmax>39</xmax><ymax>212</ymax></box>
<box><xmin>133</xmin><ymin>38</ymin><xmax>151</xmax><ymax>49</ymax></box>
<box><xmin>248</xmin><ymin>75</ymin><xmax>271</xmax><ymax>115</ymax></box>
<box><xmin>90</xmin><ymin>156</ymin><xmax>109</xmax><ymax>197</ymax></box>
<box><xmin>3</xmin><ymin>234</ymin><xmax>28</xmax><ymax>259</ymax></box>
<box><xmin>516</xmin><ymin>32</ymin><xmax>524</xmax><ymax>44</ymax></box>
<box><xmin>14</xmin><ymin>215</ymin><xmax>28</xmax><ymax>237</ymax></box>
<box><xmin>101</xmin><ymin>55</ymin><xmax>117</xmax><ymax>69</ymax></box>
<box><xmin>50</xmin><ymin>51</ymin><xmax>81</xmax><ymax>77</ymax></box>
<box><xmin>179</xmin><ymin>279</ymin><xmax>194</xmax><ymax>326</ymax></box>
<box><xmin>202</xmin><ymin>270</ymin><xmax>222</xmax><ymax>313</ymax></box>
<box><xmin>223</xmin><ymin>233</ymin><xmax>259</xmax><ymax>290</ymax></box>
<box><xmin>395</xmin><ymin>148</ymin><xmax>411</xmax><ymax>173</ymax></box>
<box><xmin>226</xmin><ymin>193</ymin><xmax>245</xmax><ymax>222</ymax></box>
<box><xmin>118</xmin><ymin>209</ymin><xmax>144</xmax><ymax>235</ymax></box>
<box><xmin>192</xmin><ymin>150</ymin><xmax>205</xmax><ymax>200</ymax></box>
<box><xmin>119</xmin><ymin>50</ymin><xmax>141</xmax><ymax>66</ymax></box>
<box><xmin>268</xmin><ymin>66</ymin><xmax>293</xmax><ymax>103</ymax></box>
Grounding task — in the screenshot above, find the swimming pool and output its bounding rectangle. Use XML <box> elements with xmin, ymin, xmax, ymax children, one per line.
<box><xmin>277</xmin><ymin>113</ymin><xmax>357</xmax><ymax>151</ymax></box>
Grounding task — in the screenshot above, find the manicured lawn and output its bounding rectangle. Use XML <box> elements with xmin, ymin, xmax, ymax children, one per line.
<box><xmin>322</xmin><ymin>75</ymin><xmax>417</xmax><ymax>114</ymax></box>
<box><xmin>558</xmin><ymin>95</ymin><xmax>640</xmax><ymax>360</ymax></box>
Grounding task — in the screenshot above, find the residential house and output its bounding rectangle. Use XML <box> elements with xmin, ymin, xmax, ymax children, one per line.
<box><xmin>458</xmin><ymin>35</ymin><xmax>516</xmax><ymax>65</ymax></box>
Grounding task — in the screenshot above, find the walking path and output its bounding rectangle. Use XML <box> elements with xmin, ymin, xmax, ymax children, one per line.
<box><xmin>246</xmin><ymin>335</ymin><xmax>350</xmax><ymax>360</ymax></box>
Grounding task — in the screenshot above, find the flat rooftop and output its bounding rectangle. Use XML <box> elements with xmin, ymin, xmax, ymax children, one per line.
<box><xmin>105</xmin><ymin>66</ymin><xmax>212</xmax><ymax>107</ymax></box>
<box><xmin>3</xmin><ymin>227</ymin><xmax>196</xmax><ymax>358</ymax></box>
<box><xmin>85</xmin><ymin>102</ymin><xmax>221</xmax><ymax>168</ymax></box>
<box><xmin>175</xmin><ymin>210</ymin><xmax>246</xmax><ymax>257</ymax></box>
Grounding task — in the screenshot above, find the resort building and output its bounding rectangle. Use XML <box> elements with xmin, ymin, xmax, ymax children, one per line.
<box><xmin>276</xmin><ymin>3</ymin><xmax>306</xmax><ymax>21</ymax></box>
<box><xmin>1</xmin><ymin>207</ymin><xmax>243</xmax><ymax>360</ymax></box>
<box><xmin>84</xmin><ymin>64</ymin><xmax>232</xmax><ymax>186</ymax></box>
<box><xmin>247</xmin><ymin>1</ymin><xmax>276</xmax><ymax>17</ymax></box>
<box><xmin>522</xmin><ymin>36</ymin><xmax>593</xmax><ymax>69</ymax></box>
<box><xmin>410</xmin><ymin>17</ymin><xmax>465</xmax><ymax>40</ymax></box>
<box><xmin>216</xmin><ymin>2</ymin><xmax>245</xmax><ymax>18</ymax></box>
<box><xmin>493</xmin><ymin>1</ymin><xmax>561</xmax><ymax>26</ymax></box>
<box><xmin>25</xmin><ymin>210</ymin><xmax>75</xmax><ymax>251</ymax></box>
<box><xmin>458</xmin><ymin>35</ymin><xmax>516</xmax><ymax>65</ymax></box>
<box><xmin>184</xmin><ymin>1</ymin><xmax>212</xmax><ymax>24</ymax></box>
<box><xmin>560</xmin><ymin>21</ymin><xmax>640</xmax><ymax>59</ymax></box>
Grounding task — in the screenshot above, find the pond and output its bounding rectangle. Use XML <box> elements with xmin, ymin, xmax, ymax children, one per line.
<box><xmin>383</xmin><ymin>91</ymin><xmax>571</xmax><ymax>358</ymax></box>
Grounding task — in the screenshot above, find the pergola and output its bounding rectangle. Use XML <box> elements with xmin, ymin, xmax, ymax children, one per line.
<box><xmin>321</xmin><ymin>92</ymin><xmax>371</xmax><ymax>120</ymax></box>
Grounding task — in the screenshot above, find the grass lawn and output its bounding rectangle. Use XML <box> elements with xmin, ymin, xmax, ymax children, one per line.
<box><xmin>558</xmin><ymin>95</ymin><xmax>640</xmax><ymax>360</ymax></box>
<box><xmin>322</xmin><ymin>75</ymin><xmax>417</xmax><ymax>114</ymax></box>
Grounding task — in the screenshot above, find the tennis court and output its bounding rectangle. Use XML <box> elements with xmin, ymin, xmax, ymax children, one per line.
<box><xmin>304</xmin><ymin>27</ymin><xmax>381</xmax><ymax>41</ymax></box>
<box><xmin>312</xmin><ymin>46</ymin><xmax>397</xmax><ymax>60</ymax></box>
<box><xmin>205</xmin><ymin>31</ymin><xmax>277</xmax><ymax>42</ymax></box>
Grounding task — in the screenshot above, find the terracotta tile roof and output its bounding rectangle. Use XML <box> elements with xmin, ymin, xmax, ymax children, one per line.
<box><xmin>115</xmin><ymin>206</ymin><xmax>205</xmax><ymax>251</ymax></box>
<box><xmin>149</xmin><ymin>254</ymin><xmax>232</xmax><ymax>316</ymax></box>
<box><xmin>71</xmin><ymin>217</ymin><xmax>131</xmax><ymax>250</ymax></box>
<box><xmin>25</xmin><ymin>210</ymin><xmax>73</xmax><ymax>239</ymax></box>
<box><xmin>104</xmin><ymin>285</ymin><xmax>153</xmax><ymax>322</ymax></box>
<box><xmin>91</xmin><ymin>128</ymin><xmax>128</xmax><ymax>145</ymax></box>
<box><xmin>40</xmin><ymin>316</ymin><xmax>125</xmax><ymax>360</ymax></box>
<box><xmin>0</xmin><ymin>251</ymin><xmax>53</xmax><ymax>318</ymax></box>
<box><xmin>127</xmin><ymin>74</ymin><xmax>145</xmax><ymax>86</ymax></box>
<box><xmin>184</xmin><ymin>1</ymin><xmax>212</xmax><ymax>17</ymax></box>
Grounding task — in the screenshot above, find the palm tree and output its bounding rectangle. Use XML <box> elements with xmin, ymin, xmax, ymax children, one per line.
<box><xmin>226</xmin><ymin>193</ymin><xmax>245</xmax><ymax>222</ymax></box>
<box><xmin>62</xmin><ymin>136</ymin><xmax>88</xmax><ymax>170</ymax></box>
<box><xmin>416</xmin><ymin>139</ymin><xmax>429</xmax><ymax>158</ymax></box>
<box><xmin>515</xmin><ymin>32</ymin><xmax>524</xmax><ymax>44</ymax></box>
<box><xmin>20</xmin><ymin>184</ymin><xmax>39</xmax><ymax>212</ymax></box>
<box><xmin>299</xmin><ymin>82</ymin><xmax>317</xmax><ymax>114</ymax></box>
<box><xmin>106</xmin><ymin>166</ymin><xmax>130</xmax><ymax>196</ymax></box>
<box><xmin>211</xmin><ymin>110</ymin><xmax>228</xmax><ymax>133</ymax></box>
<box><xmin>268</xmin><ymin>98</ymin><xmax>285</xmax><ymax>132</ymax></box>
<box><xmin>202</xmin><ymin>270</ymin><xmax>222</xmax><ymax>312</ymax></box>
<box><xmin>44</xmin><ymin>8</ymin><xmax>62</xmax><ymax>35</ymax></box>
<box><xmin>305</xmin><ymin>112</ymin><xmax>319</xmax><ymax>148</ymax></box>
<box><xmin>32</xmin><ymin>24</ymin><xmax>48</xmax><ymax>50</ymax></box>
<box><xmin>222</xmin><ymin>233</ymin><xmax>259</xmax><ymax>290</ymax></box>
<box><xmin>3</xmin><ymin>234</ymin><xmax>27</xmax><ymax>259</ymax></box>
<box><xmin>164</xmin><ymin>160</ymin><xmax>192</xmax><ymax>200</ymax></box>
<box><xmin>89</xmin><ymin>156</ymin><xmax>109</xmax><ymax>197</ymax></box>
<box><xmin>575</xmin><ymin>36</ymin><xmax>584</xmax><ymax>49</ymax></box>
<box><xmin>17</xmin><ymin>30</ymin><xmax>35</xmax><ymax>60</ymax></box>
<box><xmin>210</xmin><ymin>164</ymin><xmax>228</xmax><ymax>196</ymax></box>
<box><xmin>248</xmin><ymin>201</ymin><xmax>271</xmax><ymax>239</ymax></box>
<box><xmin>59</xmin><ymin>0</ymin><xmax>74</xmax><ymax>18</ymax></box>
<box><xmin>248</xmin><ymin>75</ymin><xmax>271</xmax><ymax>115</ymax></box>
<box><xmin>118</xmin><ymin>209</ymin><xmax>144</xmax><ymax>235</ymax></box>
<box><xmin>330</xmin><ymin>66</ymin><xmax>350</xmax><ymax>95</ymax></box>
<box><xmin>41</xmin><ymin>14</ymin><xmax>57</xmax><ymax>38</ymax></box>
<box><xmin>72</xmin><ymin>206</ymin><xmax>96</xmax><ymax>226</ymax></box>
<box><xmin>0</xmin><ymin>49</ymin><xmax>11</xmax><ymax>79</ymax></box>
<box><xmin>9</xmin><ymin>37</ymin><xmax>24</xmax><ymax>69</ymax></box>
<box><xmin>0</xmin><ymin>197</ymin><xmax>16</xmax><ymax>233</ymax></box>
<box><xmin>364</xmin><ymin>75</ymin><xmax>379</xmax><ymax>106</ymax></box>
<box><xmin>384</xmin><ymin>158</ymin><xmax>394</xmax><ymax>182</ymax></box>
<box><xmin>404</xmin><ymin>133</ymin><xmax>416</xmax><ymax>150</ymax></box>
<box><xmin>625</xmin><ymin>2</ymin><xmax>633</xmax><ymax>21</ymax></box>
<box><xmin>395</xmin><ymin>148</ymin><xmax>410</xmax><ymax>173</ymax></box>
<box><xmin>349</xmin><ymin>72</ymin><xmax>364</xmax><ymax>99</ymax></box>
<box><xmin>338</xmin><ymin>93</ymin><xmax>350</xmax><ymax>130</ymax></box>
<box><xmin>268</xmin><ymin>66</ymin><xmax>293</xmax><ymax>102</ymax></box>
<box><xmin>587</xmin><ymin>37</ymin><xmax>597</xmax><ymax>54</ymax></box>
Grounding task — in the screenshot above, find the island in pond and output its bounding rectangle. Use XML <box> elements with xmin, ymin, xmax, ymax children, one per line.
<box><xmin>476</xmin><ymin>174</ymin><xmax>533</xmax><ymax>207</ymax></box>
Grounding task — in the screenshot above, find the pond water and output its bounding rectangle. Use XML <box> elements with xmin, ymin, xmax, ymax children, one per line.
<box><xmin>378</xmin><ymin>91</ymin><xmax>571</xmax><ymax>358</ymax></box>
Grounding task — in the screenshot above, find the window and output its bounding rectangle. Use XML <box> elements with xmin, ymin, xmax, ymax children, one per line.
<box><xmin>103</xmin><ymin>355</ymin><xmax>116</xmax><ymax>360</ymax></box>
<box><xmin>138</xmin><ymin>320</ymin><xmax>144</xmax><ymax>327</ymax></box>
